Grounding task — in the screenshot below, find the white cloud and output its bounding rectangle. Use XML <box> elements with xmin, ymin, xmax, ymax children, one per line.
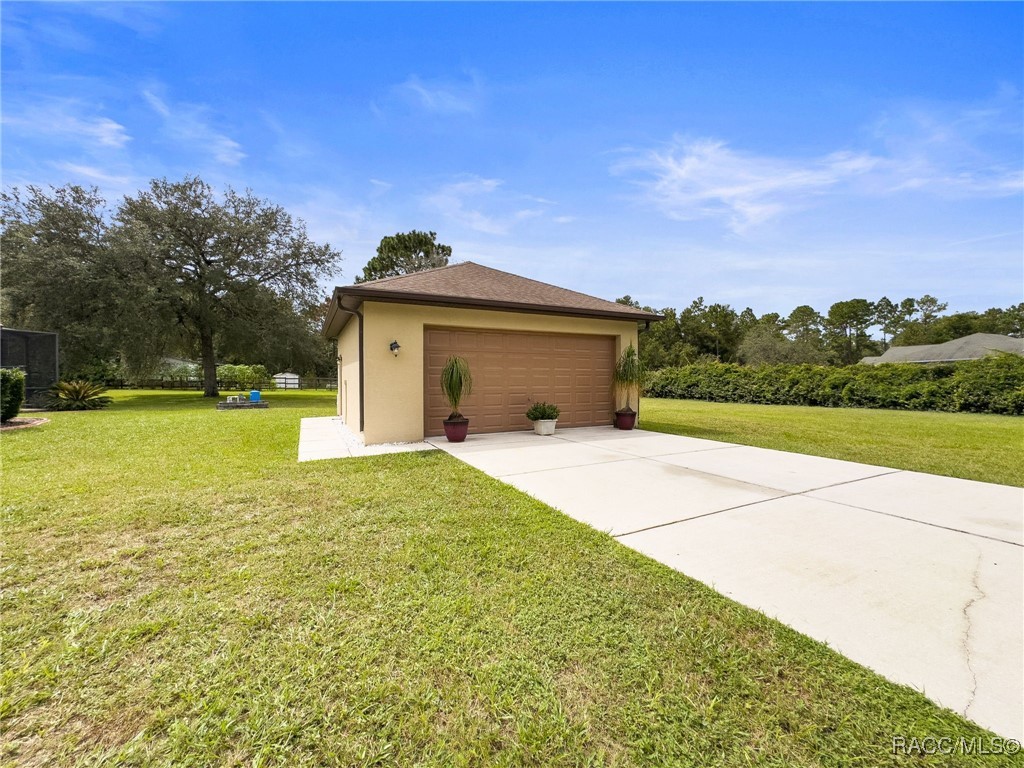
<box><xmin>425</xmin><ymin>176</ymin><xmax>548</xmax><ymax>236</ymax></box>
<box><xmin>51</xmin><ymin>162</ymin><xmax>132</xmax><ymax>188</ymax></box>
<box><xmin>143</xmin><ymin>88</ymin><xmax>246</xmax><ymax>166</ymax></box>
<box><xmin>616</xmin><ymin>95</ymin><xmax>1022</xmax><ymax>234</ymax></box>
<box><xmin>867</xmin><ymin>100</ymin><xmax>1024</xmax><ymax>197</ymax></box>
<box><xmin>80</xmin><ymin>3</ymin><xmax>167</xmax><ymax>36</ymax></box>
<box><xmin>394</xmin><ymin>72</ymin><xmax>484</xmax><ymax>115</ymax></box>
<box><xmin>613</xmin><ymin>137</ymin><xmax>879</xmax><ymax>232</ymax></box>
<box><xmin>2</xmin><ymin>101</ymin><xmax>131</xmax><ymax>149</ymax></box>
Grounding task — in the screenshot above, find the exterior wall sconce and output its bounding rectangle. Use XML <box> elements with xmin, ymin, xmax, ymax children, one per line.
<box><xmin>389</xmin><ymin>340</ymin><xmax>401</xmax><ymax>356</ymax></box>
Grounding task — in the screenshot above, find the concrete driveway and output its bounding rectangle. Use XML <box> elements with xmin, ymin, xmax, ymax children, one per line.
<box><xmin>427</xmin><ymin>426</ymin><xmax>1024</xmax><ymax>740</ymax></box>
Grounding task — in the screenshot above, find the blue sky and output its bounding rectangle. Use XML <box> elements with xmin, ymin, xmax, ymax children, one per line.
<box><xmin>3</xmin><ymin>2</ymin><xmax>1022</xmax><ymax>316</ymax></box>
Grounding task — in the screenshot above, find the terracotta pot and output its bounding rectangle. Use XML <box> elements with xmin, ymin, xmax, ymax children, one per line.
<box><xmin>443</xmin><ymin>418</ymin><xmax>470</xmax><ymax>442</ymax></box>
<box><xmin>614</xmin><ymin>410</ymin><xmax>637</xmax><ymax>430</ymax></box>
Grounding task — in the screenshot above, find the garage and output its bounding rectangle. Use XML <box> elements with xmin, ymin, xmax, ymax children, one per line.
<box><xmin>322</xmin><ymin>261</ymin><xmax>661</xmax><ymax>444</ymax></box>
<box><xmin>423</xmin><ymin>327</ymin><xmax>615</xmax><ymax>436</ymax></box>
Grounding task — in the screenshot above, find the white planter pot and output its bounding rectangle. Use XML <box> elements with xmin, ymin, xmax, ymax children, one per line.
<box><xmin>533</xmin><ymin>419</ymin><xmax>557</xmax><ymax>436</ymax></box>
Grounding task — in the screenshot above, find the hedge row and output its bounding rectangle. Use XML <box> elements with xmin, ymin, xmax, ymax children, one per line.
<box><xmin>1</xmin><ymin>369</ymin><xmax>26</xmax><ymax>422</ymax></box>
<box><xmin>643</xmin><ymin>354</ymin><xmax>1024</xmax><ymax>415</ymax></box>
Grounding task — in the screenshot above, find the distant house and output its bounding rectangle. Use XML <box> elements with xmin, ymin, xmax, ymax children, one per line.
<box><xmin>272</xmin><ymin>371</ymin><xmax>300</xmax><ymax>389</ymax></box>
<box><xmin>860</xmin><ymin>333</ymin><xmax>1024</xmax><ymax>365</ymax></box>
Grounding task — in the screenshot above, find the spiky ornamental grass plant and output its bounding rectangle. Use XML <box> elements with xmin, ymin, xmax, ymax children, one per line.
<box><xmin>440</xmin><ymin>356</ymin><xmax>473</xmax><ymax>420</ymax></box>
<box><xmin>46</xmin><ymin>380</ymin><xmax>113</xmax><ymax>411</ymax></box>
<box><xmin>613</xmin><ymin>342</ymin><xmax>644</xmax><ymax>413</ymax></box>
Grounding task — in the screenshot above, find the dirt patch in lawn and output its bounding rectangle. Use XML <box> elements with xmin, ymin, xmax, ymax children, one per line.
<box><xmin>0</xmin><ymin>417</ymin><xmax>50</xmax><ymax>431</ymax></box>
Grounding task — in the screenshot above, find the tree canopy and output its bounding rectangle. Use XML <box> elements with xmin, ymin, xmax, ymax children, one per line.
<box><xmin>355</xmin><ymin>230</ymin><xmax>451</xmax><ymax>283</ymax></box>
<box><xmin>1</xmin><ymin>178</ymin><xmax>342</xmax><ymax>395</ymax></box>
<box><xmin>618</xmin><ymin>293</ymin><xmax>1021</xmax><ymax>370</ymax></box>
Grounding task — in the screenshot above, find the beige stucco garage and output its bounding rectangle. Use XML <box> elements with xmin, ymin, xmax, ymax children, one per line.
<box><xmin>322</xmin><ymin>262</ymin><xmax>662</xmax><ymax>444</ymax></box>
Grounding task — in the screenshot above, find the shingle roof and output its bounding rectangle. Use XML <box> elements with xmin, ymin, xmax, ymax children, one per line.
<box><xmin>324</xmin><ymin>262</ymin><xmax>662</xmax><ymax>335</ymax></box>
<box><xmin>861</xmin><ymin>333</ymin><xmax>1024</xmax><ymax>364</ymax></box>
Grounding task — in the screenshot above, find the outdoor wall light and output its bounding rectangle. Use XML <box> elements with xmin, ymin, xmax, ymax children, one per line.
<box><xmin>389</xmin><ymin>340</ymin><xmax>401</xmax><ymax>357</ymax></box>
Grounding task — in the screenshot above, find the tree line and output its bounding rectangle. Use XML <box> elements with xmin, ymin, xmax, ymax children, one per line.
<box><xmin>4</xmin><ymin>174</ymin><xmax>1018</xmax><ymax>393</ymax></box>
<box><xmin>616</xmin><ymin>295</ymin><xmax>1023</xmax><ymax>369</ymax></box>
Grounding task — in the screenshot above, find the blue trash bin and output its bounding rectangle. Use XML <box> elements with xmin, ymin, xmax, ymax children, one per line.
<box><xmin>250</xmin><ymin>390</ymin><xmax>261</xmax><ymax>402</ymax></box>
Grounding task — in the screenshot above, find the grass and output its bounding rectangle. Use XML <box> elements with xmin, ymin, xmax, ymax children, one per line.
<box><xmin>640</xmin><ymin>397</ymin><xmax>1024</xmax><ymax>487</ymax></box>
<box><xmin>2</xmin><ymin>390</ymin><xmax>1020</xmax><ymax>766</ymax></box>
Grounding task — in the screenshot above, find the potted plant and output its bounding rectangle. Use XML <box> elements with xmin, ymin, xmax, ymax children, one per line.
<box><xmin>526</xmin><ymin>401</ymin><xmax>560</xmax><ymax>436</ymax></box>
<box><xmin>440</xmin><ymin>355</ymin><xmax>473</xmax><ymax>442</ymax></box>
<box><xmin>612</xmin><ymin>342</ymin><xmax>643</xmax><ymax>430</ymax></box>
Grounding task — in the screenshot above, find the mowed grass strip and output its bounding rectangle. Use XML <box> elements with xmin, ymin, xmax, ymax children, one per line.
<box><xmin>640</xmin><ymin>397</ymin><xmax>1024</xmax><ymax>487</ymax></box>
<box><xmin>1</xmin><ymin>391</ymin><xmax>1017</xmax><ymax>766</ymax></box>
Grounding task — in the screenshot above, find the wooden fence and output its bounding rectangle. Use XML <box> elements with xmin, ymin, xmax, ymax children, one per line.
<box><xmin>104</xmin><ymin>377</ymin><xmax>338</xmax><ymax>391</ymax></box>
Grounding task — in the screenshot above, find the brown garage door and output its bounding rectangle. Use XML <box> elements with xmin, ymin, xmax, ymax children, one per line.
<box><xmin>424</xmin><ymin>327</ymin><xmax>616</xmax><ymax>436</ymax></box>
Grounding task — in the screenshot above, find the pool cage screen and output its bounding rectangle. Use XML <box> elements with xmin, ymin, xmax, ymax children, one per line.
<box><xmin>0</xmin><ymin>327</ymin><xmax>59</xmax><ymax>403</ymax></box>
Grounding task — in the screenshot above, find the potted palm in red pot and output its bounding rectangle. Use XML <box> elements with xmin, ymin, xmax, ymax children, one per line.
<box><xmin>440</xmin><ymin>355</ymin><xmax>473</xmax><ymax>442</ymax></box>
<box><xmin>612</xmin><ymin>343</ymin><xmax>643</xmax><ymax>430</ymax></box>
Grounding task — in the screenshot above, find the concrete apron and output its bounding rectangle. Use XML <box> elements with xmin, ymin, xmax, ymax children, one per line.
<box><xmin>427</xmin><ymin>426</ymin><xmax>1024</xmax><ymax>740</ymax></box>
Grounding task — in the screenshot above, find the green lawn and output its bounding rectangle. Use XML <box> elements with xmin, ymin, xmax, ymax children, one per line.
<box><xmin>2</xmin><ymin>391</ymin><xmax>1019</xmax><ymax>766</ymax></box>
<box><xmin>640</xmin><ymin>397</ymin><xmax>1024</xmax><ymax>487</ymax></box>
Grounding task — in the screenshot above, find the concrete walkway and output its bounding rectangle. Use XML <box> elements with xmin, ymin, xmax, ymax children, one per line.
<box><xmin>298</xmin><ymin>417</ymin><xmax>432</xmax><ymax>461</ymax></box>
<box><xmin>428</xmin><ymin>427</ymin><xmax>1024</xmax><ymax>739</ymax></box>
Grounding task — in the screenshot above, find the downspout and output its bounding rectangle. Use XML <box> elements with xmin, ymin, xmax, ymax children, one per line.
<box><xmin>335</xmin><ymin>304</ymin><xmax>365</xmax><ymax>433</ymax></box>
<box><xmin>637</xmin><ymin>320</ymin><xmax>651</xmax><ymax>425</ymax></box>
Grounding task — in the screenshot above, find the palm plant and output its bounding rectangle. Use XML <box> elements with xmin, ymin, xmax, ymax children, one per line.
<box><xmin>46</xmin><ymin>380</ymin><xmax>113</xmax><ymax>411</ymax></box>
<box><xmin>440</xmin><ymin>356</ymin><xmax>473</xmax><ymax>420</ymax></box>
<box><xmin>613</xmin><ymin>343</ymin><xmax>643</xmax><ymax>413</ymax></box>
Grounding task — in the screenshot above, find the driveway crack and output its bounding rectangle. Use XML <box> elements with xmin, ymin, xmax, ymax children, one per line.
<box><xmin>961</xmin><ymin>549</ymin><xmax>985</xmax><ymax>718</ymax></box>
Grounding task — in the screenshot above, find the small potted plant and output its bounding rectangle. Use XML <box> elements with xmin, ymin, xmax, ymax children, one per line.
<box><xmin>526</xmin><ymin>401</ymin><xmax>560</xmax><ymax>436</ymax></box>
<box><xmin>440</xmin><ymin>355</ymin><xmax>473</xmax><ymax>442</ymax></box>
<box><xmin>612</xmin><ymin>342</ymin><xmax>643</xmax><ymax>430</ymax></box>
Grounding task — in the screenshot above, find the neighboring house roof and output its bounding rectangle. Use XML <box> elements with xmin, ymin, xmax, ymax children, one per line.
<box><xmin>323</xmin><ymin>261</ymin><xmax>663</xmax><ymax>336</ymax></box>
<box><xmin>161</xmin><ymin>356</ymin><xmax>197</xmax><ymax>368</ymax></box>
<box><xmin>860</xmin><ymin>333</ymin><xmax>1024</xmax><ymax>364</ymax></box>
<box><xmin>272</xmin><ymin>371</ymin><xmax>299</xmax><ymax>378</ymax></box>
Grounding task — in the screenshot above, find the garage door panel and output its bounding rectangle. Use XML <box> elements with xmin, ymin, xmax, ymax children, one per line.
<box><xmin>424</xmin><ymin>327</ymin><xmax>616</xmax><ymax>436</ymax></box>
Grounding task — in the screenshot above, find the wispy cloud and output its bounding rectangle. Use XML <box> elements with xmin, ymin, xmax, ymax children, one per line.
<box><xmin>425</xmin><ymin>176</ymin><xmax>548</xmax><ymax>235</ymax></box>
<box><xmin>867</xmin><ymin>91</ymin><xmax>1023</xmax><ymax>197</ymax></box>
<box><xmin>80</xmin><ymin>3</ymin><xmax>167</xmax><ymax>36</ymax></box>
<box><xmin>613</xmin><ymin>138</ymin><xmax>879</xmax><ymax>232</ymax></box>
<box><xmin>260</xmin><ymin>111</ymin><xmax>314</xmax><ymax>160</ymax></box>
<box><xmin>2</xmin><ymin>100</ymin><xmax>131</xmax><ymax>149</ymax></box>
<box><xmin>369</xmin><ymin>179</ymin><xmax>393</xmax><ymax>196</ymax></box>
<box><xmin>616</xmin><ymin>93</ymin><xmax>1022</xmax><ymax>233</ymax></box>
<box><xmin>51</xmin><ymin>162</ymin><xmax>132</xmax><ymax>188</ymax></box>
<box><xmin>393</xmin><ymin>72</ymin><xmax>484</xmax><ymax>115</ymax></box>
<box><xmin>143</xmin><ymin>88</ymin><xmax>245</xmax><ymax>165</ymax></box>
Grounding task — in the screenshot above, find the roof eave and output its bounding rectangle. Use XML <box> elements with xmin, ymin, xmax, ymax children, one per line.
<box><xmin>333</xmin><ymin>286</ymin><xmax>664</xmax><ymax>325</ymax></box>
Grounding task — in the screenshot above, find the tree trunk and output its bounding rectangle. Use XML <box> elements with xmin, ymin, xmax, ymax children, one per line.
<box><xmin>201</xmin><ymin>329</ymin><xmax>218</xmax><ymax>397</ymax></box>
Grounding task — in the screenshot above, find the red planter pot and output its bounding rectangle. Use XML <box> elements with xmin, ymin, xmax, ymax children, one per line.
<box><xmin>614</xmin><ymin>410</ymin><xmax>637</xmax><ymax>430</ymax></box>
<box><xmin>443</xmin><ymin>418</ymin><xmax>470</xmax><ymax>442</ymax></box>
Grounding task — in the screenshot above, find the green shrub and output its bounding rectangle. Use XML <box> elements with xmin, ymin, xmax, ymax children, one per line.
<box><xmin>526</xmin><ymin>402</ymin><xmax>561</xmax><ymax>421</ymax></box>
<box><xmin>1</xmin><ymin>369</ymin><xmax>26</xmax><ymax>422</ymax></box>
<box><xmin>216</xmin><ymin>364</ymin><xmax>270</xmax><ymax>390</ymax></box>
<box><xmin>644</xmin><ymin>357</ymin><xmax>1023</xmax><ymax>415</ymax></box>
<box><xmin>46</xmin><ymin>380</ymin><xmax>113</xmax><ymax>411</ymax></box>
<box><xmin>950</xmin><ymin>354</ymin><xmax>1024</xmax><ymax>415</ymax></box>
